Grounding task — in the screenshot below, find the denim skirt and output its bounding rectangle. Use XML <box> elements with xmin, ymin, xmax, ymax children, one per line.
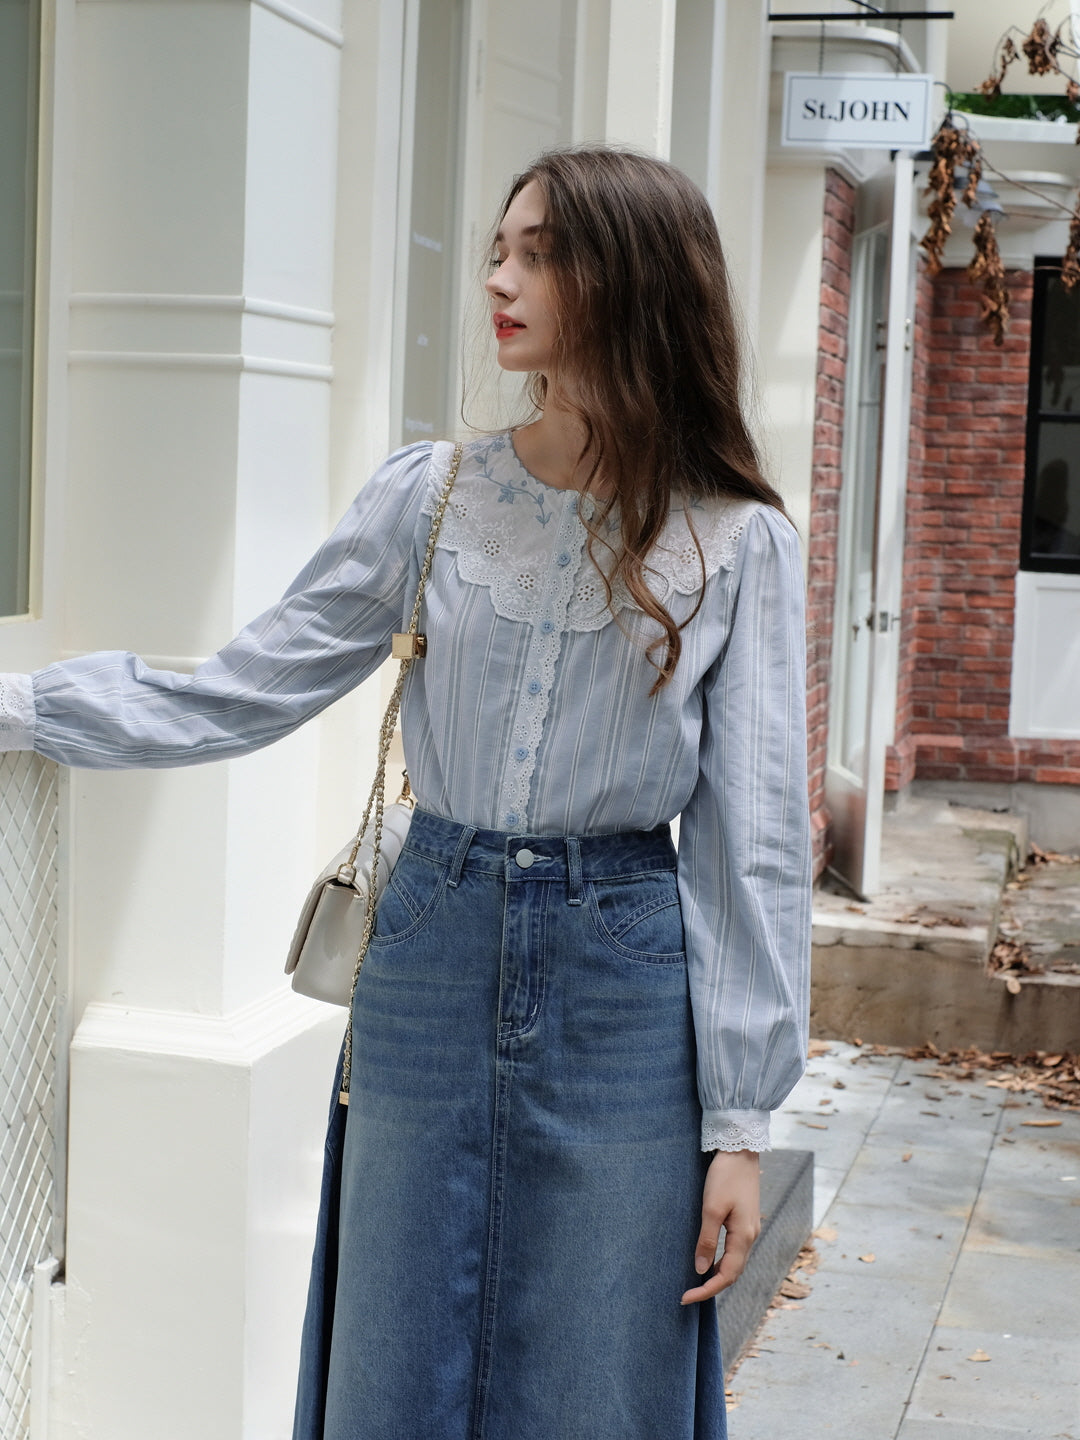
<box><xmin>292</xmin><ymin>809</ymin><xmax>726</xmax><ymax>1440</ymax></box>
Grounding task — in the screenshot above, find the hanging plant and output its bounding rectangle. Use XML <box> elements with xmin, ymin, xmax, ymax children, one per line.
<box><xmin>919</xmin><ymin>117</ymin><xmax>983</xmax><ymax>276</ymax></box>
<box><xmin>921</xmin><ymin>8</ymin><xmax>1080</xmax><ymax>344</ymax></box>
<box><xmin>1021</xmin><ymin>17</ymin><xmax>1064</xmax><ymax>76</ymax></box>
<box><xmin>976</xmin><ymin>15</ymin><xmax>1080</xmax><ymax>139</ymax></box>
<box><xmin>1061</xmin><ymin>199</ymin><xmax>1080</xmax><ymax>291</ymax></box>
<box><xmin>967</xmin><ymin>214</ymin><xmax>1011</xmax><ymax>344</ymax></box>
<box><xmin>978</xmin><ymin>36</ymin><xmax>1019</xmax><ymax>97</ymax></box>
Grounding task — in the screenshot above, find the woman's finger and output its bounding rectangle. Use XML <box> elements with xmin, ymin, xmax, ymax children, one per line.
<box><xmin>680</xmin><ymin>1149</ymin><xmax>761</xmax><ymax>1305</ymax></box>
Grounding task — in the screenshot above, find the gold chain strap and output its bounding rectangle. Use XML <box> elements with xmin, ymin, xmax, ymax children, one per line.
<box><xmin>339</xmin><ymin>440</ymin><xmax>463</xmax><ymax>1104</ymax></box>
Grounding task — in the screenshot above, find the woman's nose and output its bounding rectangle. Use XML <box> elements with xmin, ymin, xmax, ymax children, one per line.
<box><xmin>485</xmin><ymin>262</ymin><xmax>515</xmax><ymax>300</ymax></box>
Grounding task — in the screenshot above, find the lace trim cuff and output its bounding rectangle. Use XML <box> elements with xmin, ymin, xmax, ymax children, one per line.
<box><xmin>701</xmin><ymin>1109</ymin><xmax>771</xmax><ymax>1154</ymax></box>
<box><xmin>0</xmin><ymin>674</ymin><xmax>36</xmax><ymax>752</ymax></box>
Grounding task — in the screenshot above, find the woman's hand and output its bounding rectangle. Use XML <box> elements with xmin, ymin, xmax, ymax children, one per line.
<box><xmin>680</xmin><ymin>1149</ymin><xmax>761</xmax><ymax>1305</ymax></box>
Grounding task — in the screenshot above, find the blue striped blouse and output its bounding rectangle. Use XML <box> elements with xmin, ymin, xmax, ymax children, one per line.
<box><xmin>0</xmin><ymin>434</ymin><xmax>812</xmax><ymax>1151</ymax></box>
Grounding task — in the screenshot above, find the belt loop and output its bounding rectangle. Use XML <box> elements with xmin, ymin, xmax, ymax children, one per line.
<box><xmin>566</xmin><ymin>836</ymin><xmax>584</xmax><ymax>906</ymax></box>
<box><xmin>447</xmin><ymin>825</ymin><xmax>477</xmax><ymax>888</ymax></box>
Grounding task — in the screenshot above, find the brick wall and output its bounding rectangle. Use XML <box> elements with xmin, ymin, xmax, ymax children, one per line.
<box><xmin>806</xmin><ymin>169</ymin><xmax>855</xmax><ymax>877</ymax></box>
<box><xmin>889</xmin><ymin>266</ymin><xmax>1080</xmax><ymax>789</ymax></box>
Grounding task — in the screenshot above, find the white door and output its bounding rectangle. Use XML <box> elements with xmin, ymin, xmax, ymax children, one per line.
<box><xmin>826</xmin><ymin>225</ymin><xmax>890</xmax><ymax>897</ymax></box>
<box><xmin>826</xmin><ymin>155</ymin><xmax>916</xmax><ymax>897</ymax></box>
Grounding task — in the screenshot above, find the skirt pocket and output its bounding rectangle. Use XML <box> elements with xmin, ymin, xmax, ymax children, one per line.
<box><xmin>585</xmin><ymin>870</ymin><xmax>686</xmax><ymax>963</ymax></box>
<box><xmin>370</xmin><ymin>849</ymin><xmax>449</xmax><ymax>945</ymax></box>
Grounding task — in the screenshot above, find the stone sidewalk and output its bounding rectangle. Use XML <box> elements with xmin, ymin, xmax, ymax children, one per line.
<box><xmin>729</xmin><ymin>1041</ymin><xmax>1080</xmax><ymax>1440</ymax></box>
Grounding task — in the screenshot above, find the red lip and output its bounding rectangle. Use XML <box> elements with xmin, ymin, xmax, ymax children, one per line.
<box><xmin>493</xmin><ymin>312</ymin><xmax>525</xmax><ymax>335</ymax></box>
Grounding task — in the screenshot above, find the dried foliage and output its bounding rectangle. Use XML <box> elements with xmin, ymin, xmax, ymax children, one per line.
<box><xmin>978</xmin><ymin>35</ymin><xmax>1019</xmax><ymax>96</ymax></box>
<box><xmin>920</xmin><ymin>119</ymin><xmax>983</xmax><ymax>277</ymax></box>
<box><xmin>903</xmin><ymin>1043</ymin><xmax>1080</xmax><ymax>1112</ymax></box>
<box><xmin>967</xmin><ymin>212</ymin><xmax>1011</xmax><ymax>344</ymax></box>
<box><xmin>923</xmin><ymin>16</ymin><xmax>1080</xmax><ymax>345</ymax></box>
<box><xmin>1062</xmin><ymin>199</ymin><xmax>1080</xmax><ymax>292</ymax></box>
<box><xmin>1022</xmin><ymin>17</ymin><xmax>1064</xmax><ymax>75</ymax></box>
<box><xmin>976</xmin><ymin>19</ymin><xmax>1080</xmax><ymax>139</ymax></box>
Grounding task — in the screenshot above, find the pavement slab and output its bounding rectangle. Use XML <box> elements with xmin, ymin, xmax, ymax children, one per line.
<box><xmin>730</xmin><ymin>1041</ymin><xmax>1080</xmax><ymax>1440</ymax></box>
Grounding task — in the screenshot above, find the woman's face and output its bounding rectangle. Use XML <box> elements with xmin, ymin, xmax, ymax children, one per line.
<box><xmin>486</xmin><ymin>180</ymin><xmax>559</xmax><ymax>376</ymax></box>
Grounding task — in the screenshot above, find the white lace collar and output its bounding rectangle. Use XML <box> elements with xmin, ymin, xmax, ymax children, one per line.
<box><xmin>425</xmin><ymin>435</ymin><xmax>758</xmax><ymax>632</ymax></box>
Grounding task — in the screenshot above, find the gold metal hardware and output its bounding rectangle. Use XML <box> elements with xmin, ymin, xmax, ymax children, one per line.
<box><xmin>392</xmin><ymin>632</ymin><xmax>427</xmax><ymax>660</ymax></box>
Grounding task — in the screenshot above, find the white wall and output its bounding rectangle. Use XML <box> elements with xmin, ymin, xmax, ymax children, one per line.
<box><xmin>39</xmin><ymin>0</ymin><xmax>366</xmax><ymax>1433</ymax></box>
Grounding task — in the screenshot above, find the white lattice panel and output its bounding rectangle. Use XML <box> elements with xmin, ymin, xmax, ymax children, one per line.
<box><xmin>0</xmin><ymin>753</ymin><xmax>60</xmax><ymax>1439</ymax></box>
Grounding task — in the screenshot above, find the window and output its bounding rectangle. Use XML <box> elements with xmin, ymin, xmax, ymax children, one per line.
<box><xmin>1021</xmin><ymin>262</ymin><xmax>1080</xmax><ymax>574</ymax></box>
<box><xmin>397</xmin><ymin>0</ymin><xmax>464</xmax><ymax>447</ymax></box>
<box><xmin>0</xmin><ymin>0</ymin><xmax>39</xmax><ymax>617</ymax></box>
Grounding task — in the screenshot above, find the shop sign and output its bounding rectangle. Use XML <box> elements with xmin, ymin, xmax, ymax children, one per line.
<box><xmin>782</xmin><ymin>72</ymin><xmax>934</xmax><ymax>150</ymax></box>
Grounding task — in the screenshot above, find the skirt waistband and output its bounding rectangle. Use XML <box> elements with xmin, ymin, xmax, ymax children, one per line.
<box><xmin>402</xmin><ymin>808</ymin><xmax>677</xmax><ymax>885</ymax></box>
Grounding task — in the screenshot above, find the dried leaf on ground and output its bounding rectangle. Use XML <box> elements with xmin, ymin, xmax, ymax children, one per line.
<box><xmin>897</xmin><ymin>908</ymin><xmax>970</xmax><ymax>928</ymax></box>
<box><xmin>779</xmin><ymin>1278</ymin><xmax>811</xmax><ymax>1300</ymax></box>
<box><xmin>967</xmin><ymin>1348</ymin><xmax>991</xmax><ymax>1362</ymax></box>
<box><xmin>902</xmin><ymin>1044</ymin><xmax>1080</xmax><ymax>1112</ymax></box>
<box><xmin>808</xmin><ymin>1039</ymin><xmax>833</xmax><ymax>1058</ymax></box>
<box><xmin>1030</xmin><ymin>842</ymin><xmax>1080</xmax><ymax>865</ymax></box>
<box><xmin>790</xmin><ymin>1242</ymin><xmax>820</xmax><ymax>1278</ymax></box>
<box><xmin>1021</xmin><ymin>1118</ymin><xmax>1063</xmax><ymax>1128</ymax></box>
<box><xmin>858</xmin><ymin>1253</ymin><xmax>876</xmax><ymax>1264</ymax></box>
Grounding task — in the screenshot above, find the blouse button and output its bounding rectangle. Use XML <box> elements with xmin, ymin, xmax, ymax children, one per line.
<box><xmin>556</xmin><ymin>551</ymin><xmax>571</xmax><ymax>567</ymax></box>
<box><xmin>513</xmin><ymin>746</ymin><xmax>528</xmax><ymax>761</ymax></box>
<box><xmin>527</xmin><ymin>679</ymin><xmax>542</xmax><ymax>695</ymax></box>
<box><xmin>540</xmin><ymin>619</ymin><xmax>556</xmax><ymax>635</ymax></box>
<box><xmin>504</xmin><ymin>811</ymin><xmax>520</xmax><ymax>828</ymax></box>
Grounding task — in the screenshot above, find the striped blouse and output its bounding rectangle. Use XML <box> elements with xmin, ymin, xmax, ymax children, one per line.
<box><xmin>0</xmin><ymin>433</ymin><xmax>812</xmax><ymax>1151</ymax></box>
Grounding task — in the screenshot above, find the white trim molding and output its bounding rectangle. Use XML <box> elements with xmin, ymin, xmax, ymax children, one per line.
<box><xmin>77</xmin><ymin>0</ymin><xmax>344</xmax><ymax>48</ymax></box>
<box><xmin>72</xmin><ymin>983</ymin><xmax>340</xmax><ymax>1065</ymax></box>
<box><xmin>69</xmin><ymin>292</ymin><xmax>335</xmax><ymax>327</ymax></box>
<box><xmin>68</xmin><ymin>350</ymin><xmax>333</xmax><ymax>380</ymax></box>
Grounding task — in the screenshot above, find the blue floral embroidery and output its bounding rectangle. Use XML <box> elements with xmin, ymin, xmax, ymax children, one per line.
<box><xmin>476</xmin><ymin>439</ymin><xmax>553</xmax><ymax>528</ymax></box>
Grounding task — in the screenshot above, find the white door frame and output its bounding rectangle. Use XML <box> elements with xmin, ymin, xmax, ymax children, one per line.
<box><xmin>827</xmin><ymin>152</ymin><xmax>915</xmax><ymax>897</ymax></box>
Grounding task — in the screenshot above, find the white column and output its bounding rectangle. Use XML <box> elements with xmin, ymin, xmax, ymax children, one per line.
<box><xmin>711</xmin><ymin>0</ymin><xmax>770</xmax><ymax>340</ymax></box>
<box><xmin>757</xmin><ymin>165</ymin><xmax>826</xmax><ymax>550</ymax></box>
<box><xmin>605</xmin><ymin>0</ymin><xmax>677</xmax><ymax>156</ymax></box>
<box><xmin>47</xmin><ymin>0</ymin><xmax>391</xmax><ymax>1433</ymax></box>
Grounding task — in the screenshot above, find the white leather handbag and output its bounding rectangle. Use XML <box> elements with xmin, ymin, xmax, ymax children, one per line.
<box><xmin>284</xmin><ymin>798</ymin><xmax>415</xmax><ymax>1005</ymax></box>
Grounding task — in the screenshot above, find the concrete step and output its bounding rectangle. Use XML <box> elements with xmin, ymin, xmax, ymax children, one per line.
<box><xmin>716</xmin><ymin>1147</ymin><xmax>813</xmax><ymax>1375</ymax></box>
<box><xmin>810</xmin><ymin>797</ymin><xmax>1080</xmax><ymax>1053</ymax></box>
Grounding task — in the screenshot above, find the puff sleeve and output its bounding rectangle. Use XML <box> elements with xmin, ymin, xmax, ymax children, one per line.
<box><xmin>677</xmin><ymin>506</ymin><xmax>812</xmax><ymax>1152</ymax></box>
<box><xmin>0</xmin><ymin>443</ymin><xmax>435</xmax><ymax>769</ymax></box>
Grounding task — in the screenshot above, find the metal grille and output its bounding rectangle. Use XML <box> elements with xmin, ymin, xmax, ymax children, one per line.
<box><xmin>0</xmin><ymin>753</ymin><xmax>61</xmax><ymax>1439</ymax></box>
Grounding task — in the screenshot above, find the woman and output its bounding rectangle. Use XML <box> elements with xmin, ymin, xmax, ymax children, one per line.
<box><xmin>0</xmin><ymin>147</ymin><xmax>810</xmax><ymax>1439</ymax></box>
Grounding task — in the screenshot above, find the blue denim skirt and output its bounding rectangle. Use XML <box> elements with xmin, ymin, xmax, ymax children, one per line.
<box><xmin>293</xmin><ymin>810</ymin><xmax>726</xmax><ymax>1440</ymax></box>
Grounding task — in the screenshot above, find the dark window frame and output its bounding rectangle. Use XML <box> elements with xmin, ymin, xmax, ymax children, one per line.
<box><xmin>1021</xmin><ymin>258</ymin><xmax>1080</xmax><ymax>575</ymax></box>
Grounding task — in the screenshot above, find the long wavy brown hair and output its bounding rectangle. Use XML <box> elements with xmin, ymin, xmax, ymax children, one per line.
<box><xmin>494</xmin><ymin>147</ymin><xmax>788</xmax><ymax>692</ymax></box>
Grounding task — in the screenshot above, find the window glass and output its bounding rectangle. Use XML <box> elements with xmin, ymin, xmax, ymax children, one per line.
<box><xmin>0</xmin><ymin>0</ymin><xmax>38</xmax><ymax>617</ymax></box>
<box><xmin>1023</xmin><ymin>266</ymin><xmax>1080</xmax><ymax>574</ymax></box>
<box><xmin>1039</xmin><ymin>273</ymin><xmax>1080</xmax><ymax>414</ymax></box>
<box><xmin>399</xmin><ymin>0</ymin><xmax>463</xmax><ymax>446</ymax></box>
<box><xmin>1030</xmin><ymin>423</ymin><xmax>1080</xmax><ymax>561</ymax></box>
